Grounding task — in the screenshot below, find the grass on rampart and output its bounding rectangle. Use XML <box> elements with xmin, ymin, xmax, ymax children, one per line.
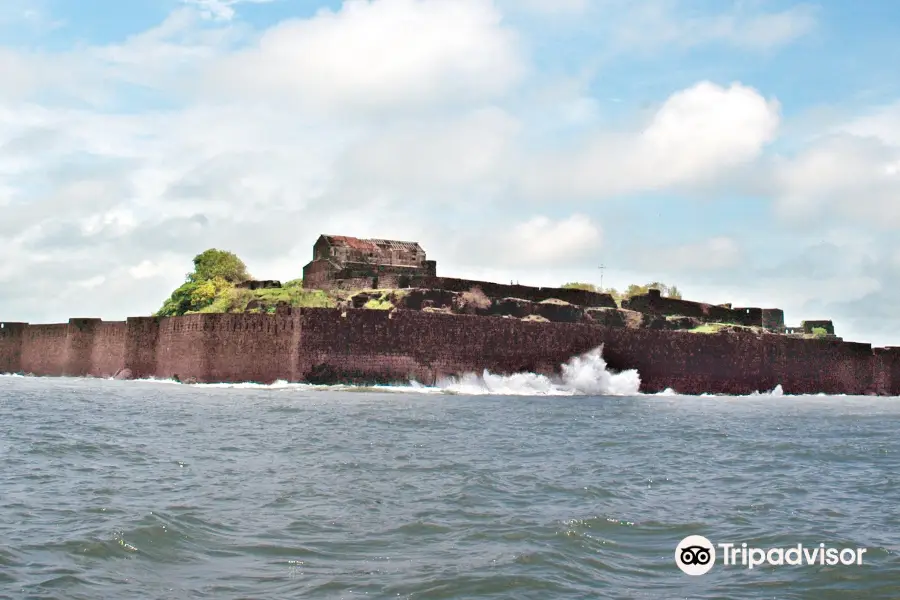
<box><xmin>362</xmin><ymin>291</ymin><xmax>395</xmax><ymax>310</ymax></box>
<box><xmin>689</xmin><ymin>323</ymin><xmax>727</xmax><ymax>334</ymax></box>
<box><xmin>193</xmin><ymin>279</ymin><xmax>340</xmax><ymax>314</ymax></box>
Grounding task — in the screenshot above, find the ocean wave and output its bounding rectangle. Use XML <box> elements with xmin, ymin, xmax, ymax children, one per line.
<box><xmin>117</xmin><ymin>346</ymin><xmax>640</xmax><ymax>397</ymax></box>
<box><xmin>4</xmin><ymin>355</ymin><xmax>883</xmax><ymax>399</ymax></box>
<box><xmin>422</xmin><ymin>347</ymin><xmax>641</xmax><ymax>396</ymax></box>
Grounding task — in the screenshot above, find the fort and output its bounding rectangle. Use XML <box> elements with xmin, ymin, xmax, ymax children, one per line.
<box><xmin>2</xmin><ymin>235</ymin><xmax>898</xmax><ymax>396</ymax></box>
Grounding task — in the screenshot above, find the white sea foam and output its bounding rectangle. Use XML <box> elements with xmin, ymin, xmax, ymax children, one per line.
<box><xmin>423</xmin><ymin>347</ymin><xmax>641</xmax><ymax>396</ymax></box>
<box><xmin>2</xmin><ymin>359</ymin><xmax>880</xmax><ymax>399</ymax></box>
<box><xmin>121</xmin><ymin>346</ymin><xmax>641</xmax><ymax>397</ymax></box>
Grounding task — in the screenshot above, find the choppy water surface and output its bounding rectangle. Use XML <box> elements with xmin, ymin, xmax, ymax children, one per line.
<box><xmin>2</xmin><ymin>374</ymin><xmax>900</xmax><ymax>599</ymax></box>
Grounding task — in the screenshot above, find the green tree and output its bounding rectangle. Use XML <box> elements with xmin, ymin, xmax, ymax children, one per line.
<box><xmin>156</xmin><ymin>276</ymin><xmax>233</xmax><ymax>317</ymax></box>
<box><xmin>156</xmin><ymin>249</ymin><xmax>249</xmax><ymax>316</ymax></box>
<box><xmin>157</xmin><ymin>281</ymin><xmax>201</xmax><ymax>317</ymax></box>
<box><xmin>624</xmin><ymin>282</ymin><xmax>682</xmax><ymax>299</ymax></box>
<box><xmin>561</xmin><ymin>282</ymin><xmax>598</xmax><ymax>292</ymax></box>
<box><xmin>189</xmin><ymin>249</ymin><xmax>249</xmax><ymax>283</ymax></box>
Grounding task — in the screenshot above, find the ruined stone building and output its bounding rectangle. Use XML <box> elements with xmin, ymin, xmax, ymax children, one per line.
<box><xmin>302</xmin><ymin>235</ymin><xmax>437</xmax><ymax>290</ymax></box>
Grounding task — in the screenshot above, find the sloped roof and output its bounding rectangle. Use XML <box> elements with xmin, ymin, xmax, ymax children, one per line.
<box><xmin>322</xmin><ymin>235</ymin><xmax>379</xmax><ymax>251</ymax></box>
<box><xmin>321</xmin><ymin>235</ymin><xmax>424</xmax><ymax>253</ymax></box>
<box><xmin>369</xmin><ymin>239</ymin><xmax>423</xmax><ymax>252</ymax></box>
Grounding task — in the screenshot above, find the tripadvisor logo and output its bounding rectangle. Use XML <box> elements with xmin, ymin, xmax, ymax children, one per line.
<box><xmin>676</xmin><ymin>535</ymin><xmax>716</xmax><ymax>575</ymax></box>
<box><xmin>675</xmin><ymin>535</ymin><xmax>867</xmax><ymax>575</ymax></box>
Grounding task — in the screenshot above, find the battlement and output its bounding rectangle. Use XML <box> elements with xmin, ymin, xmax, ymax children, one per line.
<box><xmin>622</xmin><ymin>288</ymin><xmax>786</xmax><ymax>330</ymax></box>
<box><xmin>0</xmin><ymin>322</ymin><xmax>28</xmax><ymax>335</ymax></box>
<box><xmin>403</xmin><ymin>276</ymin><xmax>617</xmax><ymax>308</ymax></box>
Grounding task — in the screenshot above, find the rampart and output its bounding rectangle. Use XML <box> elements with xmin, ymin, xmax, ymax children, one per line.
<box><xmin>622</xmin><ymin>289</ymin><xmax>786</xmax><ymax>329</ymax></box>
<box><xmin>2</xmin><ymin>311</ymin><xmax>899</xmax><ymax>396</ymax></box>
<box><xmin>404</xmin><ymin>277</ymin><xmax>617</xmax><ymax>308</ymax></box>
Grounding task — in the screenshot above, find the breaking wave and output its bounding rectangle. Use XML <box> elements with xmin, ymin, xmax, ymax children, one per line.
<box><xmin>422</xmin><ymin>347</ymin><xmax>641</xmax><ymax>396</ymax></box>
<box><xmin>2</xmin><ymin>355</ymin><xmax>850</xmax><ymax>399</ymax></box>
<box><xmin>113</xmin><ymin>347</ymin><xmax>640</xmax><ymax>397</ymax></box>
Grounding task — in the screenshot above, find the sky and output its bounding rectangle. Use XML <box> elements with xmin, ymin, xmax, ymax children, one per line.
<box><xmin>1</xmin><ymin>0</ymin><xmax>900</xmax><ymax>346</ymax></box>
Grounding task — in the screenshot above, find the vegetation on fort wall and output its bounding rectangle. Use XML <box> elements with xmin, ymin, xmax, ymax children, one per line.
<box><xmin>205</xmin><ymin>280</ymin><xmax>337</xmax><ymax>314</ymax></box>
<box><xmin>689</xmin><ymin>323</ymin><xmax>726</xmax><ymax>334</ymax></box>
<box><xmin>156</xmin><ymin>250</ymin><xmax>337</xmax><ymax>316</ymax></box>
<box><xmin>561</xmin><ymin>282</ymin><xmax>599</xmax><ymax>292</ymax></box>
<box><xmin>189</xmin><ymin>249</ymin><xmax>249</xmax><ymax>283</ymax></box>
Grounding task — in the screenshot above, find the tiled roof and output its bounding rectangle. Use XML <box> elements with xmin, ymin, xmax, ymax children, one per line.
<box><xmin>323</xmin><ymin>235</ymin><xmax>380</xmax><ymax>251</ymax></box>
<box><xmin>369</xmin><ymin>239</ymin><xmax>423</xmax><ymax>252</ymax></box>
<box><xmin>322</xmin><ymin>235</ymin><xmax>424</xmax><ymax>253</ymax></box>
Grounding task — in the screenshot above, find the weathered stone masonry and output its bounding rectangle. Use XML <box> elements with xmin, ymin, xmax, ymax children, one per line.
<box><xmin>2</xmin><ymin>310</ymin><xmax>899</xmax><ymax>396</ymax></box>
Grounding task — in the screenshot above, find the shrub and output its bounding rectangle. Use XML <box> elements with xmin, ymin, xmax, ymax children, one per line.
<box><xmin>811</xmin><ymin>327</ymin><xmax>828</xmax><ymax>339</ymax></box>
<box><xmin>561</xmin><ymin>282</ymin><xmax>597</xmax><ymax>292</ymax></box>
<box><xmin>460</xmin><ymin>287</ymin><xmax>491</xmax><ymax>310</ymax></box>
<box><xmin>624</xmin><ymin>282</ymin><xmax>681</xmax><ymax>299</ymax></box>
<box><xmin>189</xmin><ymin>249</ymin><xmax>249</xmax><ymax>283</ymax></box>
<box><xmin>364</xmin><ymin>297</ymin><xmax>393</xmax><ymax>310</ymax></box>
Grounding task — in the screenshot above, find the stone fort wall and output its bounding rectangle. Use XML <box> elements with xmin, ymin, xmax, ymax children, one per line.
<box><xmin>404</xmin><ymin>277</ymin><xmax>618</xmax><ymax>308</ymax></box>
<box><xmin>2</xmin><ymin>310</ymin><xmax>899</xmax><ymax>396</ymax></box>
<box><xmin>622</xmin><ymin>289</ymin><xmax>786</xmax><ymax>329</ymax></box>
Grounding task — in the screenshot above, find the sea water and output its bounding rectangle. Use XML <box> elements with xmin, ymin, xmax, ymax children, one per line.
<box><xmin>1</xmin><ymin>356</ymin><xmax>899</xmax><ymax>599</ymax></box>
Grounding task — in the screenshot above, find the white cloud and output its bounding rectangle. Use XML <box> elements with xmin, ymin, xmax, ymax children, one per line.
<box><xmin>498</xmin><ymin>214</ymin><xmax>602</xmax><ymax>266</ymax></box>
<box><xmin>608</xmin><ymin>1</ymin><xmax>816</xmax><ymax>52</ymax></box>
<box><xmin>771</xmin><ymin>132</ymin><xmax>900</xmax><ymax>226</ymax></box>
<box><xmin>182</xmin><ymin>0</ymin><xmax>276</xmax><ymax>21</ymax></box>
<box><xmin>637</xmin><ymin>237</ymin><xmax>742</xmax><ymax>272</ymax></box>
<box><xmin>520</xmin><ymin>81</ymin><xmax>780</xmax><ymax>199</ymax></box>
<box><xmin>842</xmin><ymin>100</ymin><xmax>900</xmax><ymax>146</ymax></box>
<box><xmin>338</xmin><ymin>107</ymin><xmax>520</xmax><ymax>191</ymax></box>
<box><xmin>516</xmin><ymin>0</ymin><xmax>587</xmax><ymax>15</ymax></box>
<box><xmin>204</xmin><ymin>0</ymin><xmax>525</xmax><ymax>116</ymax></box>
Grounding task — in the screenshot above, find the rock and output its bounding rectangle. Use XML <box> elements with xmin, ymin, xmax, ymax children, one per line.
<box><xmin>488</xmin><ymin>297</ymin><xmax>533</xmax><ymax>319</ymax></box>
<box><xmin>237</xmin><ymin>279</ymin><xmax>282</xmax><ymax>290</ymax></box>
<box><xmin>393</xmin><ymin>289</ymin><xmax>455</xmax><ymax>311</ymax></box>
<box><xmin>522</xmin><ymin>314</ymin><xmax>549</xmax><ymax>323</ymax></box>
<box><xmin>665</xmin><ymin>316</ymin><xmax>700</xmax><ymax>330</ymax></box>
<box><xmin>348</xmin><ymin>291</ymin><xmax>380</xmax><ymax>309</ymax></box>
<box><xmin>584</xmin><ymin>307</ymin><xmax>627</xmax><ymax>327</ymax></box>
<box><xmin>535</xmin><ymin>301</ymin><xmax>584</xmax><ymax>323</ymax></box>
<box><xmin>646</xmin><ymin>315</ymin><xmax>668</xmax><ymax>330</ymax></box>
<box><xmin>113</xmin><ymin>368</ymin><xmax>132</xmax><ymax>380</ymax></box>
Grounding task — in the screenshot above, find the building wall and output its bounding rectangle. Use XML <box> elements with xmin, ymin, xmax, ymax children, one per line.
<box><xmin>303</xmin><ymin>260</ymin><xmax>435</xmax><ymax>290</ymax></box>
<box><xmin>0</xmin><ymin>322</ymin><xmax>27</xmax><ymax>373</ymax></box>
<box><xmin>92</xmin><ymin>322</ymin><xmax>127</xmax><ymax>378</ymax></box>
<box><xmin>874</xmin><ymin>348</ymin><xmax>900</xmax><ymax>396</ymax></box>
<box><xmin>204</xmin><ymin>312</ymin><xmax>298</xmax><ymax>383</ymax></box>
<box><xmin>302</xmin><ymin>259</ymin><xmax>337</xmax><ymax>289</ymax></box>
<box><xmin>1</xmin><ymin>310</ymin><xmax>898</xmax><ymax>396</ymax></box>
<box><xmin>124</xmin><ymin>317</ymin><xmax>160</xmax><ymax>379</ymax></box>
<box><xmin>156</xmin><ymin>314</ymin><xmax>209</xmax><ymax>381</ymax></box>
<box><xmin>64</xmin><ymin>318</ymin><xmax>102</xmax><ymax>377</ymax></box>
<box><xmin>314</xmin><ymin>238</ymin><xmax>426</xmax><ymax>267</ymax></box>
<box><xmin>21</xmin><ymin>324</ymin><xmax>69</xmax><ymax>376</ymax></box>
<box><xmin>802</xmin><ymin>320</ymin><xmax>835</xmax><ymax>335</ymax></box>
<box><xmin>761</xmin><ymin>309</ymin><xmax>786</xmax><ymax>331</ymax></box>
